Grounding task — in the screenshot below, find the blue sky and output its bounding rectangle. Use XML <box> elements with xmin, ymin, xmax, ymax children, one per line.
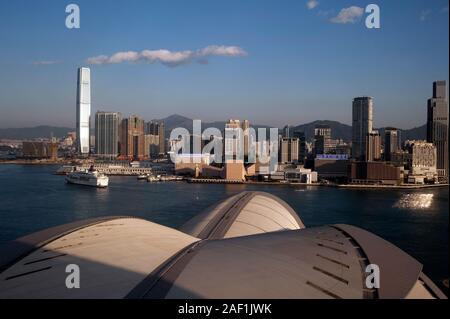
<box><xmin>0</xmin><ymin>0</ymin><xmax>448</xmax><ymax>129</ymax></box>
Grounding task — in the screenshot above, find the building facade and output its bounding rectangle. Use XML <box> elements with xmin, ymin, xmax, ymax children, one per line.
<box><xmin>95</xmin><ymin>112</ymin><xmax>121</xmax><ymax>159</ymax></box>
<box><xmin>76</xmin><ymin>67</ymin><xmax>91</xmax><ymax>155</ymax></box>
<box><xmin>404</xmin><ymin>140</ymin><xmax>437</xmax><ymax>184</ymax></box>
<box><xmin>280</xmin><ymin>138</ymin><xmax>299</xmax><ymax>164</ymax></box>
<box><xmin>366</xmin><ymin>131</ymin><xmax>381</xmax><ymax>162</ymax></box>
<box><xmin>120</xmin><ymin>115</ymin><xmax>145</xmax><ymax>160</ymax></box>
<box><xmin>427</xmin><ymin>81</ymin><xmax>448</xmax><ymax>178</ymax></box>
<box><xmin>384</xmin><ymin>127</ymin><xmax>400</xmax><ymax>162</ymax></box>
<box><xmin>314</xmin><ymin>125</ymin><xmax>332</xmax><ymax>155</ymax></box>
<box><xmin>352</xmin><ymin>97</ymin><xmax>373</xmax><ymax>161</ymax></box>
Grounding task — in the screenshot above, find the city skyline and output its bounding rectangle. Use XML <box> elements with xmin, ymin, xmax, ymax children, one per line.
<box><xmin>0</xmin><ymin>0</ymin><xmax>448</xmax><ymax>128</ymax></box>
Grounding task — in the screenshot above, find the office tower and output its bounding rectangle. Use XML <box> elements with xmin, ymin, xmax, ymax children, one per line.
<box><xmin>120</xmin><ymin>115</ymin><xmax>145</xmax><ymax>160</ymax></box>
<box><xmin>293</xmin><ymin>131</ymin><xmax>306</xmax><ymax>163</ymax></box>
<box><xmin>427</xmin><ymin>81</ymin><xmax>448</xmax><ymax>178</ymax></box>
<box><xmin>76</xmin><ymin>67</ymin><xmax>91</xmax><ymax>155</ymax></box>
<box><xmin>280</xmin><ymin>138</ymin><xmax>299</xmax><ymax>163</ymax></box>
<box><xmin>384</xmin><ymin>127</ymin><xmax>399</xmax><ymax>161</ymax></box>
<box><xmin>366</xmin><ymin>131</ymin><xmax>381</xmax><ymax>162</ymax></box>
<box><xmin>95</xmin><ymin>112</ymin><xmax>121</xmax><ymax>159</ymax></box>
<box><xmin>314</xmin><ymin>125</ymin><xmax>332</xmax><ymax>155</ymax></box>
<box><xmin>352</xmin><ymin>97</ymin><xmax>373</xmax><ymax>161</ymax></box>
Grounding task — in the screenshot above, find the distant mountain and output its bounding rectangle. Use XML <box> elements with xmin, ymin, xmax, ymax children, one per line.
<box><xmin>0</xmin><ymin>115</ymin><xmax>427</xmax><ymax>143</ymax></box>
<box><xmin>292</xmin><ymin>120</ymin><xmax>352</xmax><ymax>142</ymax></box>
<box><xmin>399</xmin><ymin>124</ymin><xmax>427</xmax><ymax>142</ymax></box>
<box><xmin>0</xmin><ymin>126</ymin><xmax>74</xmax><ymax>140</ymax></box>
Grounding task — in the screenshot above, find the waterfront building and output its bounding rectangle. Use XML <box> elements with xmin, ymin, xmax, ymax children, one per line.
<box><xmin>365</xmin><ymin>131</ymin><xmax>381</xmax><ymax>162</ymax></box>
<box><xmin>427</xmin><ymin>81</ymin><xmax>448</xmax><ymax>179</ymax></box>
<box><xmin>94</xmin><ymin>111</ymin><xmax>121</xmax><ymax>159</ymax></box>
<box><xmin>404</xmin><ymin>140</ymin><xmax>438</xmax><ymax>184</ymax></box>
<box><xmin>120</xmin><ymin>115</ymin><xmax>145</xmax><ymax>160</ymax></box>
<box><xmin>76</xmin><ymin>67</ymin><xmax>91</xmax><ymax>155</ymax></box>
<box><xmin>314</xmin><ymin>154</ymin><xmax>349</xmax><ymax>180</ymax></box>
<box><xmin>352</xmin><ymin>97</ymin><xmax>373</xmax><ymax>160</ymax></box>
<box><xmin>280</xmin><ymin>138</ymin><xmax>299</xmax><ymax>163</ymax></box>
<box><xmin>384</xmin><ymin>127</ymin><xmax>400</xmax><ymax>162</ymax></box>
<box><xmin>349</xmin><ymin>161</ymin><xmax>401</xmax><ymax>185</ymax></box>
<box><xmin>20</xmin><ymin>140</ymin><xmax>57</xmax><ymax>160</ymax></box>
<box><xmin>314</xmin><ymin>125</ymin><xmax>332</xmax><ymax>155</ymax></box>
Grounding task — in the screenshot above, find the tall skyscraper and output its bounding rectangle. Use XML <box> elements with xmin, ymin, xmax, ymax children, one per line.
<box><xmin>314</xmin><ymin>125</ymin><xmax>332</xmax><ymax>155</ymax></box>
<box><xmin>366</xmin><ymin>131</ymin><xmax>381</xmax><ymax>162</ymax></box>
<box><xmin>427</xmin><ymin>81</ymin><xmax>448</xmax><ymax>178</ymax></box>
<box><xmin>120</xmin><ymin>115</ymin><xmax>145</xmax><ymax>160</ymax></box>
<box><xmin>76</xmin><ymin>67</ymin><xmax>91</xmax><ymax>155</ymax></box>
<box><xmin>352</xmin><ymin>97</ymin><xmax>373</xmax><ymax>161</ymax></box>
<box><xmin>384</xmin><ymin>127</ymin><xmax>399</xmax><ymax>162</ymax></box>
<box><xmin>95</xmin><ymin>112</ymin><xmax>121</xmax><ymax>159</ymax></box>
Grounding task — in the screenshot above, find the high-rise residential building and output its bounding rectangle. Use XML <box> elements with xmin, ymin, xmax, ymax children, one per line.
<box><xmin>427</xmin><ymin>81</ymin><xmax>448</xmax><ymax>178</ymax></box>
<box><xmin>76</xmin><ymin>67</ymin><xmax>91</xmax><ymax>155</ymax></box>
<box><xmin>280</xmin><ymin>138</ymin><xmax>299</xmax><ymax>163</ymax></box>
<box><xmin>366</xmin><ymin>131</ymin><xmax>381</xmax><ymax>162</ymax></box>
<box><xmin>293</xmin><ymin>130</ymin><xmax>306</xmax><ymax>163</ymax></box>
<box><xmin>314</xmin><ymin>125</ymin><xmax>332</xmax><ymax>155</ymax></box>
<box><xmin>158</xmin><ymin>121</ymin><xmax>165</xmax><ymax>155</ymax></box>
<box><xmin>94</xmin><ymin>111</ymin><xmax>121</xmax><ymax>159</ymax></box>
<box><xmin>352</xmin><ymin>97</ymin><xmax>373</xmax><ymax>161</ymax></box>
<box><xmin>144</xmin><ymin>121</ymin><xmax>165</xmax><ymax>158</ymax></box>
<box><xmin>224</xmin><ymin>119</ymin><xmax>250</xmax><ymax>161</ymax></box>
<box><xmin>384</xmin><ymin>127</ymin><xmax>400</xmax><ymax>162</ymax></box>
<box><xmin>120</xmin><ymin>115</ymin><xmax>145</xmax><ymax>160</ymax></box>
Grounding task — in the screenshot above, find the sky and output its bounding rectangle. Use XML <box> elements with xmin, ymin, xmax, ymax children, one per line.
<box><xmin>0</xmin><ymin>0</ymin><xmax>448</xmax><ymax>129</ymax></box>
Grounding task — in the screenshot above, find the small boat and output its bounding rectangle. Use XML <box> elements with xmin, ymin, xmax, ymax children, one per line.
<box><xmin>65</xmin><ymin>166</ymin><xmax>109</xmax><ymax>188</ymax></box>
<box><xmin>147</xmin><ymin>175</ymin><xmax>161</xmax><ymax>182</ymax></box>
<box><xmin>137</xmin><ymin>174</ymin><xmax>149</xmax><ymax>180</ymax></box>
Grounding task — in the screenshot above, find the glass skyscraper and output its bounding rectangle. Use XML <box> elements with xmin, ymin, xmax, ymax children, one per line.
<box><xmin>352</xmin><ymin>97</ymin><xmax>373</xmax><ymax>161</ymax></box>
<box><xmin>76</xmin><ymin>67</ymin><xmax>91</xmax><ymax>155</ymax></box>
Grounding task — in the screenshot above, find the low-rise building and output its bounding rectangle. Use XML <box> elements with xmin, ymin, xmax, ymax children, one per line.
<box><xmin>349</xmin><ymin>161</ymin><xmax>401</xmax><ymax>185</ymax></box>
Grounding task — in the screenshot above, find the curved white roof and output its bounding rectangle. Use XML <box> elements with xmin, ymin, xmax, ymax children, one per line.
<box><xmin>0</xmin><ymin>192</ymin><xmax>446</xmax><ymax>299</ymax></box>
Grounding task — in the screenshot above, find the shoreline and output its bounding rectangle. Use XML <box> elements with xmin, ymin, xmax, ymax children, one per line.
<box><xmin>2</xmin><ymin>161</ymin><xmax>448</xmax><ymax>190</ymax></box>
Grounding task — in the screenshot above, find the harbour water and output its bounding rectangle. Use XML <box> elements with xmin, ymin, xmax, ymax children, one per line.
<box><xmin>0</xmin><ymin>164</ymin><xmax>448</xmax><ymax>289</ymax></box>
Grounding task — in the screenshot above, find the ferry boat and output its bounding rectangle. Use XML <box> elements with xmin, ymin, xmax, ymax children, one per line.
<box><xmin>65</xmin><ymin>167</ymin><xmax>109</xmax><ymax>188</ymax></box>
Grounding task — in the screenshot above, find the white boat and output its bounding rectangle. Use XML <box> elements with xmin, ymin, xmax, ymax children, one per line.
<box><xmin>137</xmin><ymin>174</ymin><xmax>149</xmax><ymax>180</ymax></box>
<box><xmin>65</xmin><ymin>168</ymin><xmax>109</xmax><ymax>188</ymax></box>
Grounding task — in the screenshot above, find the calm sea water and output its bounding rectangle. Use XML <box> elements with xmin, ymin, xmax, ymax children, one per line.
<box><xmin>0</xmin><ymin>164</ymin><xmax>448</xmax><ymax>287</ymax></box>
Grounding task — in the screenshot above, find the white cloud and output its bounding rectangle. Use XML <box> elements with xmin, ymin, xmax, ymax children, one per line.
<box><xmin>306</xmin><ymin>0</ymin><xmax>319</xmax><ymax>10</ymax></box>
<box><xmin>330</xmin><ymin>6</ymin><xmax>364</xmax><ymax>24</ymax></box>
<box><xmin>420</xmin><ymin>9</ymin><xmax>431</xmax><ymax>22</ymax></box>
<box><xmin>32</xmin><ymin>60</ymin><xmax>62</xmax><ymax>65</ymax></box>
<box><xmin>86</xmin><ymin>45</ymin><xmax>248</xmax><ymax>67</ymax></box>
